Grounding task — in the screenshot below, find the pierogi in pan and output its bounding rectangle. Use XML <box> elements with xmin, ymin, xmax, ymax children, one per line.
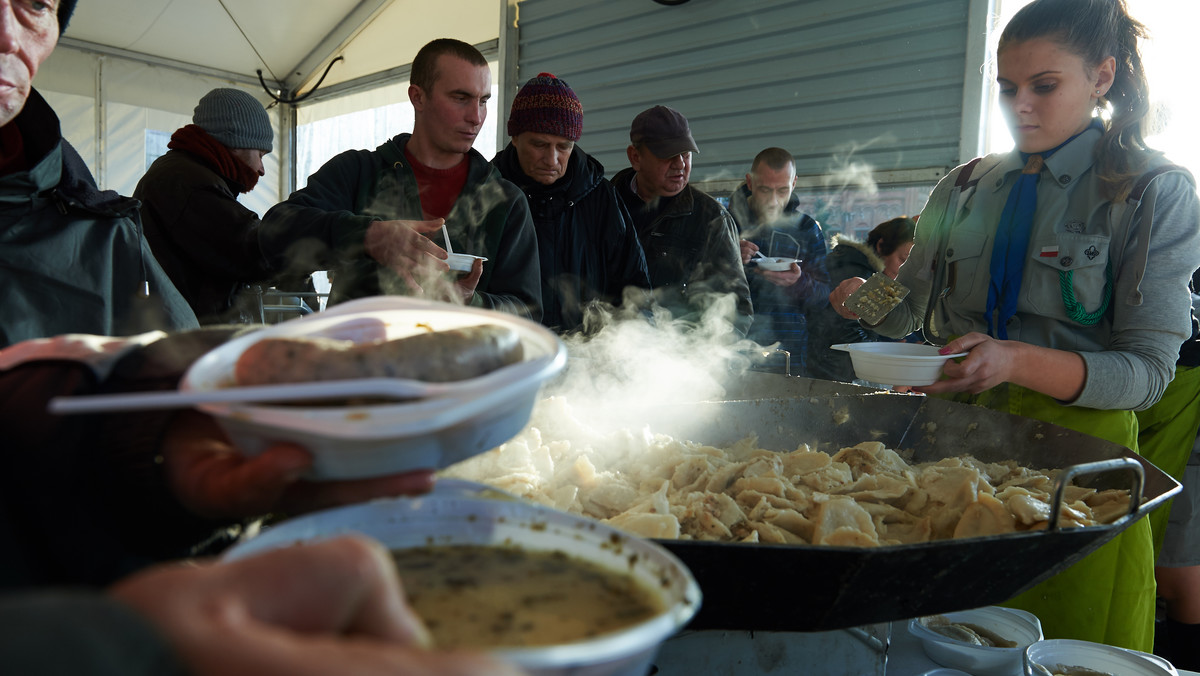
<box><xmin>444</xmin><ymin>397</ymin><xmax>1135</xmax><ymax>546</ymax></box>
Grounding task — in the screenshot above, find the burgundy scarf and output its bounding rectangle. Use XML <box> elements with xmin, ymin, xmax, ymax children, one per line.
<box><xmin>168</xmin><ymin>124</ymin><xmax>259</xmax><ymax>192</ymax></box>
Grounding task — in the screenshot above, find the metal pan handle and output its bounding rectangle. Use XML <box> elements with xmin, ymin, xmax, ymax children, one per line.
<box><xmin>1046</xmin><ymin>457</ymin><xmax>1144</xmax><ymax>531</ymax></box>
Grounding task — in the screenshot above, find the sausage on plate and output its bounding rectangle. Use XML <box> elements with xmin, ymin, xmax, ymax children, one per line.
<box><xmin>234</xmin><ymin>324</ymin><xmax>524</xmax><ymax>386</ymax></box>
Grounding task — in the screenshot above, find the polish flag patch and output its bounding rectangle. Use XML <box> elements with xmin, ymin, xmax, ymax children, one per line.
<box><xmin>1039</xmin><ymin>246</ymin><xmax>1059</xmax><ymax>257</ymax></box>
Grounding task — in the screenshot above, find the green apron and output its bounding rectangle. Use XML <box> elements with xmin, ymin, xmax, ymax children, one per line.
<box><xmin>1135</xmin><ymin>365</ymin><xmax>1200</xmax><ymax>559</ymax></box>
<box><xmin>939</xmin><ymin>384</ymin><xmax>1155</xmax><ymax>652</ymax></box>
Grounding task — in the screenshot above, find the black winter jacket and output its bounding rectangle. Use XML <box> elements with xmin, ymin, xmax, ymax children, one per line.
<box><xmin>134</xmin><ymin>149</ymin><xmax>274</xmax><ymax>324</ymax></box>
<box><xmin>493</xmin><ymin>144</ymin><xmax>650</xmax><ymax>332</ymax></box>
<box><xmin>260</xmin><ymin>134</ymin><xmax>542</xmax><ymax>319</ymax></box>
<box><xmin>612</xmin><ymin>167</ymin><xmax>752</xmax><ymax>334</ymax></box>
<box><xmin>0</xmin><ymin>329</ymin><xmax>248</xmax><ymax>591</ymax></box>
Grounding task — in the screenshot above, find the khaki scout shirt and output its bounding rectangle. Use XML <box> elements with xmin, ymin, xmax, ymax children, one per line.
<box><xmin>877</xmin><ymin>127</ymin><xmax>1200</xmax><ymax>410</ymax></box>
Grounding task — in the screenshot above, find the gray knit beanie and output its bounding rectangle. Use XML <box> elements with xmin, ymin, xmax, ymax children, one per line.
<box><xmin>193</xmin><ymin>88</ymin><xmax>273</xmax><ymax>152</ymax></box>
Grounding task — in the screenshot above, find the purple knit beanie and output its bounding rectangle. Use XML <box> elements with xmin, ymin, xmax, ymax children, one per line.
<box><xmin>507</xmin><ymin>72</ymin><xmax>583</xmax><ymax>141</ymax></box>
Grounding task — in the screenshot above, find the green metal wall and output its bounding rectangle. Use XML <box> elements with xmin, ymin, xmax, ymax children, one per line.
<box><xmin>507</xmin><ymin>0</ymin><xmax>980</xmax><ymax>186</ymax></box>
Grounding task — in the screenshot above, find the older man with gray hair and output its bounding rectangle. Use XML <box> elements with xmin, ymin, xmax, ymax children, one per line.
<box><xmin>0</xmin><ymin>0</ymin><xmax>196</xmax><ymax>346</ymax></box>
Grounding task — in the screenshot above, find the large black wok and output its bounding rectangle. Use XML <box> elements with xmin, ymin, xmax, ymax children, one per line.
<box><xmin>593</xmin><ymin>385</ymin><xmax>1178</xmax><ymax>633</ymax></box>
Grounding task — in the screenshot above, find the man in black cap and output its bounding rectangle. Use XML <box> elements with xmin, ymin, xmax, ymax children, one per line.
<box><xmin>0</xmin><ymin>0</ymin><xmax>196</xmax><ymax>347</ymax></box>
<box><xmin>492</xmin><ymin>72</ymin><xmax>650</xmax><ymax>333</ymax></box>
<box><xmin>135</xmin><ymin>88</ymin><xmax>299</xmax><ymax>324</ymax></box>
<box><xmin>612</xmin><ymin>105</ymin><xmax>751</xmax><ymax>333</ymax></box>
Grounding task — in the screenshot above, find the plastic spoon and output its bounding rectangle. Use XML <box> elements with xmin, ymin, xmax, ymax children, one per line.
<box><xmin>441</xmin><ymin>221</ymin><xmax>453</xmax><ymax>255</ymax></box>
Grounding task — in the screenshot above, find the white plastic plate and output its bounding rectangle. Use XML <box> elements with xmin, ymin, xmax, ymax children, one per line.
<box><xmin>180</xmin><ymin>297</ymin><xmax>567</xmax><ymax>479</ymax></box>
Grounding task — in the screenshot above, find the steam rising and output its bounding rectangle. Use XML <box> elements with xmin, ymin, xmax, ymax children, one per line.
<box><xmin>822</xmin><ymin>136</ymin><xmax>892</xmax><ymax>195</ymax></box>
<box><xmin>543</xmin><ymin>288</ymin><xmax>772</xmax><ymax>434</ymax></box>
<box><xmin>358</xmin><ymin>172</ymin><xmax>488</xmax><ymax>305</ymax></box>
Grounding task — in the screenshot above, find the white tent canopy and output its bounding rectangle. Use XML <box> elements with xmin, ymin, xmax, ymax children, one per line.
<box><xmin>57</xmin><ymin>0</ymin><xmax>501</xmax><ymax>96</ymax></box>
<box><xmin>36</xmin><ymin>0</ymin><xmax>502</xmax><ymax>212</ymax></box>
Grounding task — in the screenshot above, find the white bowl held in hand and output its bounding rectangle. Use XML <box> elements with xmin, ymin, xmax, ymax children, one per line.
<box><xmin>446</xmin><ymin>252</ymin><xmax>487</xmax><ymax>272</ymax></box>
<box><xmin>754</xmin><ymin>256</ymin><xmax>800</xmax><ymax>271</ymax></box>
<box><xmin>909</xmin><ymin>606</ymin><xmax>1043</xmax><ymax>676</ymax></box>
<box><xmin>223</xmin><ymin>485</ymin><xmax>702</xmax><ymax>676</ymax></box>
<box><xmin>831</xmin><ymin>342</ymin><xmax>967</xmax><ymax>386</ymax></box>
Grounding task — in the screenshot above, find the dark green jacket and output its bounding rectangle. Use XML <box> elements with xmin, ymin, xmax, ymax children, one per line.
<box><xmin>0</xmin><ymin>89</ymin><xmax>197</xmax><ymax>347</ymax></box>
<box><xmin>0</xmin><ymin>593</ymin><xmax>183</xmax><ymax>676</ymax></box>
<box><xmin>261</xmin><ymin>133</ymin><xmax>542</xmax><ymax>319</ymax></box>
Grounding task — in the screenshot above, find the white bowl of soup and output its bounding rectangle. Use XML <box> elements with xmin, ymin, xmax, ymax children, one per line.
<box><xmin>909</xmin><ymin>605</ymin><xmax>1043</xmax><ymax>676</ymax></box>
<box><xmin>222</xmin><ymin>481</ymin><xmax>701</xmax><ymax>676</ymax></box>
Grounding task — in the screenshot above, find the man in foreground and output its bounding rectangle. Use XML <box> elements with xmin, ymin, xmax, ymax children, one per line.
<box><xmin>0</xmin><ymin>0</ymin><xmax>196</xmax><ymax>347</ymax></box>
<box><xmin>0</xmin><ymin>12</ymin><xmax>508</xmax><ymax>674</ymax></box>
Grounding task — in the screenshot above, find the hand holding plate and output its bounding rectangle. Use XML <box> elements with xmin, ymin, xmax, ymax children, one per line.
<box><xmin>160</xmin><ymin>410</ymin><xmax>435</xmax><ymax>520</ymax></box>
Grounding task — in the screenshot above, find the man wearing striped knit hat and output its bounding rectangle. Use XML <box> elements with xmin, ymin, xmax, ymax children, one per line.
<box><xmin>492</xmin><ymin>72</ymin><xmax>650</xmax><ymax>333</ymax></box>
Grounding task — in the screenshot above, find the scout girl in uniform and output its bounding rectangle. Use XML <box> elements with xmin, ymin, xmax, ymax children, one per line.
<box><xmin>832</xmin><ymin>0</ymin><xmax>1200</xmax><ymax>652</ymax></box>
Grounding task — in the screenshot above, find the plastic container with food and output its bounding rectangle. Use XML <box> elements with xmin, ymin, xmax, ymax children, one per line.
<box><xmin>831</xmin><ymin>342</ymin><xmax>967</xmax><ymax>387</ymax></box>
<box><xmin>1023</xmin><ymin>638</ymin><xmax>1178</xmax><ymax>676</ymax></box>
<box><xmin>908</xmin><ymin>605</ymin><xmax>1043</xmax><ymax>676</ymax></box>
<box><xmin>752</xmin><ymin>256</ymin><xmax>801</xmax><ymax>272</ymax></box>
<box><xmin>445</xmin><ymin>252</ymin><xmax>487</xmax><ymax>272</ymax></box>
<box><xmin>180</xmin><ymin>296</ymin><xmax>567</xmax><ymax>480</ymax></box>
<box><xmin>222</xmin><ymin>482</ymin><xmax>702</xmax><ymax>676</ymax></box>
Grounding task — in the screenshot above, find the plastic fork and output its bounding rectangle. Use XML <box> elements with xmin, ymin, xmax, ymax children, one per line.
<box><xmin>48</xmin><ymin>377</ymin><xmax>472</xmax><ymax>414</ymax></box>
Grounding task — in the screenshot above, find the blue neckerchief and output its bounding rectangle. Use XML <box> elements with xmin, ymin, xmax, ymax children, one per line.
<box><xmin>984</xmin><ymin>120</ymin><xmax>1102</xmax><ymax>339</ymax></box>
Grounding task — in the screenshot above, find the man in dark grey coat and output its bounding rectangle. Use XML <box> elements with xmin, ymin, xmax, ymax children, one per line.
<box><xmin>491</xmin><ymin>72</ymin><xmax>650</xmax><ymax>333</ymax></box>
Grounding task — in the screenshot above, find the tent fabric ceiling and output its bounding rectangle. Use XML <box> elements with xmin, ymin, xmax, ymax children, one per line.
<box><xmin>63</xmin><ymin>0</ymin><xmax>501</xmax><ymax>94</ymax></box>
